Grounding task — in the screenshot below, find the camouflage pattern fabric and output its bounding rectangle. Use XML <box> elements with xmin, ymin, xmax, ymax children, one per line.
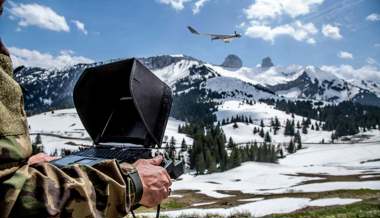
<box><xmin>0</xmin><ymin>53</ymin><xmax>138</xmax><ymax>218</ymax></box>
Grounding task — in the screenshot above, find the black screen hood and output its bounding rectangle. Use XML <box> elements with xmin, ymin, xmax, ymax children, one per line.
<box><xmin>73</xmin><ymin>58</ymin><xmax>172</xmax><ymax>147</ymax></box>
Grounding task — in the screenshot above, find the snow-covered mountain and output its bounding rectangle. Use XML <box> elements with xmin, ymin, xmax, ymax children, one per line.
<box><xmin>14</xmin><ymin>54</ymin><xmax>380</xmax><ymax>116</ymax></box>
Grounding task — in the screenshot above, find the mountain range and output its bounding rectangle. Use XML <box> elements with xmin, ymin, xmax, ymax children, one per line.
<box><xmin>14</xmin><ymin>54</ymin><xmax>380</xmax><ymax>117</ymax></box>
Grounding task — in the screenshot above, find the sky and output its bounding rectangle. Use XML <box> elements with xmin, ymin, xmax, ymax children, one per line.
<box><xmin>0</xmin><ymin>0</ymin><xmax>379</xmax><ymax>70</ymax></box>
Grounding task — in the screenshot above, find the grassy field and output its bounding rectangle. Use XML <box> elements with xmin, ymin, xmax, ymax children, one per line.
<box><xmin>133</xmin><ymin>189</ymin><xmax>380</xmax><ymax>218</ymax></box>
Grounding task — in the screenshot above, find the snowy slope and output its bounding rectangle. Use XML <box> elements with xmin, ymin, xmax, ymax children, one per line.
<box><xmin>172</xmin><ymin>142</ymin><xmax>380</xmax><ymax>197</ymax></box>
<box><xmin>27</xmin><ymin>108</ymin><xmax>193</xmax><ymax>155</ymax></box>
<box><xmin>153</xmin><ymin>59</ymin><xmax>200</xmax><ymax>85</ymax></box>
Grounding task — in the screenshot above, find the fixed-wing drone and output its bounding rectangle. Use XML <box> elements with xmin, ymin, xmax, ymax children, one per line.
<box><xmin>187</xmin><ymin>26</ymin><xmax>242</xmax><ymax>43</ymax></box>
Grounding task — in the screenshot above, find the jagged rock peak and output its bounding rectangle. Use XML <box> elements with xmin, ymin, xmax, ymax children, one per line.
<box><xmin>221</xmin><ymin>54</ymin><xmax>243</xmax><ymax>68</ymax></box>
<box><xmin>261</xmin><ymin>57</ymin><xmax>274</xmax><ymax>68</ymax></box>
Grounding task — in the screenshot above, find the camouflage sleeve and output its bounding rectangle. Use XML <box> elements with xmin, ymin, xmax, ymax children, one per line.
<box><xmin>0</xmin><ymin>136</ymin><xmax>138</xmax><ymax>218</ymax></box>
<box><xmin>0</xmin><ymin>54</ymin><xmax>139</xmax><ymax>218</ymax></box>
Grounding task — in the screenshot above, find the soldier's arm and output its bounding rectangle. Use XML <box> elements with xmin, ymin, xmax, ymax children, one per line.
<box><xmin>1</xmin><ymin>143</ymin><xmax>170</xmax><ymax>218</ymax></box>
<box><xmin>0</xmin><ymin>146</ymin><xmax>138</xmax><ymax>218</ymax></box>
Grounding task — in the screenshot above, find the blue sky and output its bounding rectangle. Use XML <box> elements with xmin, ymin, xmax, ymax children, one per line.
<box><xmin>0</xmin><ymin>0</ymin><xmax>379</xmax><ymax>69</ymax></box>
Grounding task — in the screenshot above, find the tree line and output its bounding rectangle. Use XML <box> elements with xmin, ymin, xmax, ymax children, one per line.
<box><xmin>260</xmin><ymin>99</ymin><xmax>380</xmax><ymax>138</ymax></box>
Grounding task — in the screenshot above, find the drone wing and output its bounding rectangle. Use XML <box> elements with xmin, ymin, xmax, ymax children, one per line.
<box><xmin>187</xmin><ymin>26</ymin><xmax>200</xmax><ymax>35</ymax></box>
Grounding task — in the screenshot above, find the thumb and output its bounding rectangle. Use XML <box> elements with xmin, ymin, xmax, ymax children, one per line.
<box><xmin>148</xmin><ymin>155</ymin><xmax>164</xmax><ymax>166</ymax></box>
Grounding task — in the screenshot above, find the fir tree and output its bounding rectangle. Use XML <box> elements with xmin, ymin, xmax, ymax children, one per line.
<box><xmin>296</xmin><ymin>121</ymin><xmax>301</xmax><ymax>129</ymax></box>
<box><xmin>229</xmin><ymin>147</ymin><xmax>242</xmax><ymax>168</ymax></box>
<box><xmin>259</xmin><ymin>128</ymin><xmax>265</xmax><ymax>138</ymax></box>
<box><xmin>195</xmin><ymin>153</ymin><xmax>206</xmax><ymax>175</ymax></box>
<box><xmin>253</xmin><ymin>127</ymin><xmax>258</xmax><ymax>135</ymax></box>
<box><xmin>228</xmin><ymin>137</ymin><xmax>235</xmax><ymax>149</ymax></box>
<box><xmin>295</xmin><ymin>130</ymin><xmax>302</xmax><ymax>150</ymax></box>
<box><xmin>264</xmin><ymin>131</ymin><xmax>272</xmax><ymax>143</ymax></box>
<box><xmin>233</xmin><ymin>122</ymin><xmax>239</xmax><ymax>129</ymax></box>
<box><xmin>181</xmin><ymin>138</ymin><xmax>188</xmax><ymax>152</ymax></box>
<box><xmin>273</xmin><ymin>117</ymin><xmax>281</xmax><ymax>135</ymax></box>
<box><xmin>302</xmin><ymin>124</ymin><xmax>308</xmax><ymax>134</ymax></box>
<box><xmin>32</xmin><ymin>134</ymin><xmax>44</xmax><ymax>155</ymax></box>
<box><xmin>316</xmin><ymin>123</ymin><xmax>320</xmax><ymax>131</ymax></box>
<box><xmin>287</xmin><ymin>139</ymin><xmax>295</xmax><ymax>154</ymax></box>
<box><xmin>168</xmin><ymin>136</ymin><xmax>176</xmax><ymax>160</ymax></box>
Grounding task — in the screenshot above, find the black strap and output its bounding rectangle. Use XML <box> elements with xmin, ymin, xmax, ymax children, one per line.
<box><xmin>128</xmin><ymin>170</ymin><xmax>143</xmax><ymax>204</ymax></box>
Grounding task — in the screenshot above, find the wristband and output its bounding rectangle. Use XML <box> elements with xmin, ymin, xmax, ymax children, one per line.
<box><xmin>127</xmin><ymin>170</ymin><xmax>143</xmax><ymax>204</ymax></box>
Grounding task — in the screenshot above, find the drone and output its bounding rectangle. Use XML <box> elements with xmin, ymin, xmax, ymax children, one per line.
<box><xmin>187</xmin><ymin>26</ymin><xmax>242</xmax><ymax>43</ymax></box>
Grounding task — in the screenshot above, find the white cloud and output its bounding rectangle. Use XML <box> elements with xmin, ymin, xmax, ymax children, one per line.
<box><xmin>158</xmin><ymin>0</ymin><xmax>191</xmax><ymax>11</ymax></box>
<box><xmin>366</xmin><ymin>13</ymin><xmax>380</xmax><ymax>22</ymax></box>
<box><xmin>322</xmin><ymin>24</ymin><xmax>342</xmax><ymax>40</ymax></box>
<box><xmin>338</xmin><ymin>51</ymin><xmax>353</xmax><ymax>60</ymax></box>
<box><xmin>8</xmin><ymin>2</ymin><xmax>69</xmax><ymax>32</ymax></box>
<box><xmin>72</xmin><ymin>20</ymin><xmax>88</xmax><ymax>35</ymax></box>
<box><xmin>244</xmin><ymin>0</ymin><xmax>324</xmax><ymax>20</ymax></box>
<box><xmin>321</xmin><ymin>65</ymin><xmax>380</xmax><ymax>83</ymax></box>
<box><xmin>193</xmin><ymin>0</ymin><xmax>209</xmax><ymax>14</ymax></box>
<box><xmin>9</xmin><ymin>47</ymin><xmax>94</xmax><ymax>69</ymax></box>
<box><xmin>375</xmin><ymin>43</ymin><xmax>380</xmax><ymax>48</ymax></box>
<box><xmin>245</xmin><ymin>20</ymin><xmax>318</xmax><ymax>44</ymax></box>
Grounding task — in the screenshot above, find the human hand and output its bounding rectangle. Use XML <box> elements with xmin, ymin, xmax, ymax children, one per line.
<box><xmin>28</xmin><ymin>153</ymin><xmax>58</xmax><ymax>165</ymax></box>
<box><xmin>132</xmin><ymin>155</ymin><xmax>172</xmax><ymax>208</ymax></box>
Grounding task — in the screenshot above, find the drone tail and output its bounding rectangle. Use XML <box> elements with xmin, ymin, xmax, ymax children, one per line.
<box><xmin>187</xmin><ymin>26</ymin><xmax>200</xmax><ymax>35</ymax></box>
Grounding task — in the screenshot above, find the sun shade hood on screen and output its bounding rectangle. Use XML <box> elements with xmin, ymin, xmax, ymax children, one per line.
<box><xmin>73</xmin><ymin>58</ymin><xmax>172</xmax><ymax>147</ymax></box>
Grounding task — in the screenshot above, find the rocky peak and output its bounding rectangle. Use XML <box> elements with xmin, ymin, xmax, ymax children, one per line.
<box><xmin>261</xmin><ymin>57</ymin><xmax>274</xmax><ymax>68</ymax></box>
<box><xmin>221</xmin><ymin>54</ymin><xmax>243</xmax><ymax>68</ymax></box>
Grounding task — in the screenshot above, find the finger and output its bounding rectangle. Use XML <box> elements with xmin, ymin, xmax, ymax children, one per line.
<box><xmin>45</xmin><ymin>156</ymin><xmax>59</xmax><ymax>162</ymax></box>
<box><xmin>161</xmin><ymin>187</ymin><xmax>170</xmax><ymax>199</ymax></box>
<box><xmin>165</xmin><ymin>187</ymin><xmax>171</xmax><ymax>198</ymax></box>
<box><xmin>161</xmin><ymin>169</ymin><xmax>172</xmax><ymax>186</ymax></box>
<box><xmin>148</xmin><ymin>155</ymin><xmax>163</xmax><ymax>166</ymax></box>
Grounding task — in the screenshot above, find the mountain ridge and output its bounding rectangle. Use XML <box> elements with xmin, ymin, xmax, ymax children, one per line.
<box><xmin>14</xmin><ymin>54</ymin><xmax>380</xmax><ymax>116</ymax></box>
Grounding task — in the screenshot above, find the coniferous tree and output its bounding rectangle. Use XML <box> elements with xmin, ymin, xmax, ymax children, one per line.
<box><xmin>284</xmin><ymin>119</ymin><xmax>295</xmax><ymax>136</ymax></box>
<box><xmin>287</xmin><ymin>139</ymin><xmax>295</xmax><ymax>154</ymax></box>
<box><xmin>259</xmin><ymin>128</ymin><xmax>265</xmax><ymax>138</ymax></box>
<box><xmin>260</xmin><ymin>119</ymin><xmax>265</xmax><ymax>128</ymax></box>
<box><xmin>278</xmin><ymin>144</ymin><xmax>284</xmax><ymax>158</ymax></box>
<box><xmin>295</xmin><ymin>130</ymin><xmax>302</xmax><ymax>150</ymax></box>
<box><xmin>181</xmin><ymin>138</ymin><xmax>188</xmax><ymax>152</ymax></box>
<box><xmin>273</xmin><ymin>117</ymin><xmax>280</xmax><ymax>135</ymax></box>
<box><xmin>233</xmin><ymin>122</ymin><xmax>239</xmax><ymax>129</ymax></box>
<box><xmin>229</xmin><ymin>147</ymin><xmax>242</xmax><ymax>168</ymax></box>
<box><xmin>316</xmin><ymin>123</ymin><xmax>320</xmax><ymax>131</ymax></box>
<box><xmin>302</xmin><ymin>124</ymin><xmax>308</xmax><ymax>134</ymax></box>
<box><xmin>228</xmin><ymin>137</ymin><xmax>235</xmax><ymax>149</ymax></box>
<box><xmin>204</xmin><ymin>148</ymin><xmax>217</xmax><ymax>173</ymax></box>
<box><xmin>32</xmin><ymin>134</ymin><xmax>44</xmax><ymax>155</ymax></box>
<box><xmin>168</xmin><ymin>136</ymin><xmax>177</xmax><ymax>160</ymax></box>
<box><xmin>253</xmin><ymin>127</ymin><xmax>258</xmax><ymax>135</ymax></box>
<box><xmin>264</xmin><ymin>131</ymin><xmax>272</xmax><ymax>143</ymax></box>
<box><xmin>297</xmin><ymin>121</ymin><xmax>301</xmax><ymax>129</ymax></box>
<box><xmin>195</xmin><ymin>153</ymin><xmax>206</xmax><ymax>175</ymax></box>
